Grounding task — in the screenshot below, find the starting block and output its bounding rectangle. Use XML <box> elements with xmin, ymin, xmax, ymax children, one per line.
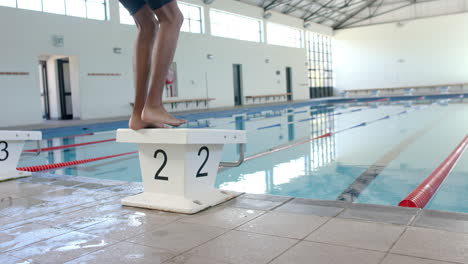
<box><xmin>117</xmin><ymin>128</ymin><xmax>247</xmax><ymax>214</ymax></box>
<box><xmin>0</xmin><ymin>131</ymin><xmax>42</xmax><ymax>181</ymax></box>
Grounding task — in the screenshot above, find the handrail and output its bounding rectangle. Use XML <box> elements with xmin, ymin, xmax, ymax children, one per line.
<box><xmin>220</xmin><ymin>144</ymin><xmax>245</xmax><ymax>168</ymax></box>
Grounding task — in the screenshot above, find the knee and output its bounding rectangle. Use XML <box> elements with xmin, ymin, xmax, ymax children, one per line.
<box><xmin>160</xmin><ymin>9</ymin><xmax>184</xmax><ymax>29</ymax></box>
<box><xmin>173</xmin><ymin>10</ymin><xmax>184</xmax><ymax>28</ymax></box>
<box><xmin>135</xmin><ymin>16</ymin><xmax>159</xmax><ymax>35</ymax></box>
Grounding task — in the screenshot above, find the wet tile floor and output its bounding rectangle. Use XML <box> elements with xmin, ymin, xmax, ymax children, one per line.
<box><xmin>1</xmin><ymin>173</ymin><xmax>468</xmax><ymax>264</ymax></box>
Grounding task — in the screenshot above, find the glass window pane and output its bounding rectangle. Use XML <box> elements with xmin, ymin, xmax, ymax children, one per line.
<box><xmin>119</xmin><ymin>3</ymin><xmax>134</xmax><ymax>24</ymax></box>
<box><xmin>17</xmin><ymin>0</ymin><xmax>42</xmax><ymax>11</ymax></box>
<box><xmin>86</xmin><ymin>0</ymin><xmax>105</xmax><ymax>20</ymax></box>
<box><xmin>188</xmin><ymin>6</ymin><xmax>200</xmax><ymax>20</ymax></box>
<box><xmin>210</xmin><ymin>9</ymin><xmax>262</xmax><ymax>42</ymax></box>
<box><xmin>179</xmin><ymin>2</ymin><xmax>202</xmax><ymax>34</ymax></box>
<box><xmin>66</xmin><ymin>0</ymin><xmax>86</xmax><ymax>17</ymax></box>
<box><xmin>189</xmin><ymin>21</ymin><xmax>201</xmax><ymax>33</ymax></box>
<box><xmin>43</xmin><ymin>0</ymin><xmax>65</xmax><ymax>14</ymax></box>
<box><xmin>267</xmin><ymin>23</ymin><xmax>302</xmax><ymax>48</ymax></box>
<box><xmin>0</xmin><ymin>0</ymin><xmax>16</xmax><ymax>8</ymax></box>
<box><xmin>181</xmin><ymin>20</ymin><xmax>190</xmax><ymax>32</ymax></box>
<box><xmin>306</xmin><ymin>32</ymin><xmax>334</xmax><ymax>91</ymax></box>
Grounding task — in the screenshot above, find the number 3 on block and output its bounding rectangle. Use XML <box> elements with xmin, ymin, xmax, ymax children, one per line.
<box><xmin>0</xmin><ymin>141</ymin><xmax>9</xmax><ymax>162</ymax></box>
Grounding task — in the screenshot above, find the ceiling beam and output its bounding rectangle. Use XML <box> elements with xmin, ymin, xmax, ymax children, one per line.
<box><xmin>333</xmin><ymin>0</ymin><xmax>377</xmax><ymax>29</ymax></box>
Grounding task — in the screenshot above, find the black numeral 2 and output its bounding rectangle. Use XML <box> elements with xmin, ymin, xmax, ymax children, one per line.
<box><xmin>0</xmin><ymin>141</ymin><xmax>9</xmax><ymax>162</ymax></box>
<box><xmin>196</xmin><ymin>146</ymin><xmax>209</xmax><ymax>177</ymax></box>
<box><xmin>153</xmin><ymin>147</ymin><xmax>210</xmax><ymax>181</ymax></box>
<box><xmin>154</xmin><ymin>149</ymin><xmax>168</xmax><ymax>181</ymax></box>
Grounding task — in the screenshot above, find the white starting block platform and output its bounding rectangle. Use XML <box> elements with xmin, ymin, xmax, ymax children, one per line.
<box><xmin>117</xmin><ymin>129</ymin><xmax>247</xmax><ymax>214</ymax></box>
<box><xmin>0</xmin><ymin>131</ymin><xmax>42</xmax><ymax>181</ymax></box>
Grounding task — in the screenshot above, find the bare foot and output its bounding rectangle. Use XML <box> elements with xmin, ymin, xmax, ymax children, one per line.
<box><xmin>141</xmin><ymin>105</ymin><xmax>187</xmax><ymax>127</ymax></box>
<box><xmin>129</xmin><ymin>114</ymin><xmax>167</xmax><ymax>130</ymax></box>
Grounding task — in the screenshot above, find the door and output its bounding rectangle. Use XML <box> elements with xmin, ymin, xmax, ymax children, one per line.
<box><xmin>233</xmin><ymin>64</ymin><xmax>243</xmax><ymax>106</ymax></box>
<box><xmin>38</xmin><ymin>61</ymin><xmax>50</xmax><ymax>119</ymax></box>
<box><xmin>286</xmin><ymin>67</ymin><xmax>292</xmax><ymax>101</ymax></box>
<box><xmin>57</xmin><ymin>59</ymin><xmax>73</xmax><ymax>119</ymax></box>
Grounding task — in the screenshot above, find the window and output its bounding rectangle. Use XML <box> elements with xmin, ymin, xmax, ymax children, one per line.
<box><xmin>65</xmin><ymin>0</ymin><xmax>86</xmax><ymax>18</ymax></box>
<box><xmin>3</xmin><ymin>0</ymin><xmax>108</xmax><ymax>20</ymax></box>
<box><xmin>17</xmin><ymin>0</ymin><xmax>41</xmax><ymax>11</ymax></box>
<box><xmin>210</xmin><ymin>9</ymin><xmax>262</xmax><ymax>42</ymax></box>
<box><xmin>43</xmin><ymin>0</ymin><xmax>65</xmax><ymax>15</ymax></box>
<box><xmin>179</xmin><ymin>2</ymin><xmax>203</xmax><ymax>33</ymax></box>
<box><xmin>0</xmin><ymin>0</ymin><xmax>17</xmax><ymax>8</ymax></box>
<box><xmin>119</xmin><ymin>3</ymin><xmax>134</xmax><ymax>25</ymax></box>
<box><xmin>307</xmin><ymin>32</ymin><xmax>334</xmax><ymax>98</ymax></box>
<box><xmin>267</xmin><ymin>23</ymin><xmax>303</xmax><ymax>48</ymax></box>
<box><xmin>85</xmin><ymin>0</ymin><xmax>107</xmax><ymax>20</ymax></box>
<box><xmin>119</xmin><ymin>2</ymin><xmax>203</xmax><ymax>34</ymax></box>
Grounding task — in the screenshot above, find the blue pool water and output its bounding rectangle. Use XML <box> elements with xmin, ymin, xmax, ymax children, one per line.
<box><xmin>19</xmin><ymin>95</ymin><xmax>468</xmax><ymax>213</ymax></box>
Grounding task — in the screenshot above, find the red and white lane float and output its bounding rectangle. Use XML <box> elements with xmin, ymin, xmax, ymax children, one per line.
<box><xmin>0</xmin><ymin>131</ymin><xmax>42</xmax><ymax>181</ymax></box>
<box><xmin>399</xmin><ymin>135</ymin><xmax>468</xmax><ymax>208</ymax></box>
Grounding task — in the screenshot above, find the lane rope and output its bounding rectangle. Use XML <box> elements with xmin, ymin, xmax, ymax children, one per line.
<box><xmin>24</xmin><ymin>138</ymin><xmax>116</xmax><ymax>153</ymax></box>
<box><xmin>18</xmin><ymin>99</ymin><xmax>439</xmax><ymax>172</ymax></box>
<box><xmin>399</xmin><ymin>135</ymin><xmax>468</xmax><ymax>208</ymax></box>
<box><xmin>17</xmin><ymin>151</ymin><xmax>138</xmax><ymax>172</ymax></box>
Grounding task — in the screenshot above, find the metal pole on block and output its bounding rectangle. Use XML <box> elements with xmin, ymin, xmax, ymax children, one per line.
<box><xmin>0</xmin><ymin>131</ymin><xmax>42</xmax><ymax>181</ymax></box>
<box><xmin>117</xmin><ymin>128</ymin><xmax>247</xmax><ymax>214</ymax></box>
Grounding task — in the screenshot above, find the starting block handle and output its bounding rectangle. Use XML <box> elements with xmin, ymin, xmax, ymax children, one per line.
<box><xmin>23</xmin><ymin>141</ymin><xmax>42</xmax><ymax>156</ymax></box>
<box><xmin>219</xmin><ymin>144</ymin><xmax>245</xmax><ymax>168</ymax></box>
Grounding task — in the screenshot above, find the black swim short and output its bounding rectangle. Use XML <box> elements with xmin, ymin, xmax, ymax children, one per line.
<box><xmin>119</xmin><ymin>0</ymin><xmax>175</xmax><ymax>15</ymax></box>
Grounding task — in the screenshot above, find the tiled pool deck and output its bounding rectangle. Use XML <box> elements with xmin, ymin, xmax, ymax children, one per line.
<box><xmin>1</xmin><ymin>174</ymin><xmax>468</xmax><ymax>264</ymax></box>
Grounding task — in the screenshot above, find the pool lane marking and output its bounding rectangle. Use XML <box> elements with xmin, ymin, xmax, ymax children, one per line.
<box><xmin>244</xmin><ymin>102</ymin><xmax>437</xmax><ymax>164</ymax></box>
<box><xmin>336</xmin><ymin>113</ymin><xmax>448</xmax><ymax>203</ymax></box>
<box><xmin>210</xmin><ymin>106</ymin><xmax>336</xmax><ymax>129</ymax></box>
<box><xmin>256</xmin><ymin>107</ymin><xmax>367</xmax><ymax>130</ymax></box>
<box><xmin>18</xmin><ymin>102</ymin><xmax>442</xmax><ymax>171</ymax></box>
<box><xmin>196</xmin><ymin>97</ymin><xmax>385</xmax><ymax>130</ymax></box>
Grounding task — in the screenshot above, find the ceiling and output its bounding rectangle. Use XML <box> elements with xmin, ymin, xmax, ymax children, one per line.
<box><xmin>235</xmin><ymin>0</ymin><xmax>467</xmax><ymax>29</ymax></box>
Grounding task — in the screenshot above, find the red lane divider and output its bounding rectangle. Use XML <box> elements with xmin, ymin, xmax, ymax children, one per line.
<box><xmin>245</xmin><ymin>133</ymin><xmax>332</xmax><ymax>162</ymax></box>
<box><xmin>17</xmin><ymin>151</ymin><xmax>138</xmax><ymax>172</ymax></box>
<box><xmin>24</xmin><ymin>138</ymin><xmax>116</xmax><ymax>153</ymax></box>
<box><xmin>399</xmin><ymin>135</ymin><xmax>468</xmax><ymax>208</ymax></box>
<box><xmin>369</xmin><ymin>98</ymin><xmax>389</xmax><ymax>103</ymax></box>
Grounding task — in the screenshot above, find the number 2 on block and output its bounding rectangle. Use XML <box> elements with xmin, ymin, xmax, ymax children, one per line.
<box><xmin>196</xmin><ymin>146</ymin><xmax>209</xmax><ymax>177</ymax></box>
<box><xmin>154</xmin><ymin>149</ymin><xmax>168</xmax><ymax>181</ymax></box>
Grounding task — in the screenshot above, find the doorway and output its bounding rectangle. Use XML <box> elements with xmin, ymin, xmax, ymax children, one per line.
<box><xmin>38</xmin><ymin>61</ymin><xmax>50</xmax><ymax>119</ymax></box>
<box><xmin>286</xmin><ymin>67</ymin><xmax>292</xmax><ymax>101</ymax></box>
<box><xmin>57</xmin><ymin>59</ymin><xmax>73</xmax><ymax>119</ymax></box>
<box><xmin>233</xmin><ymin>64</ymin><xmax>243</xmax><ymax>106</ymax></box>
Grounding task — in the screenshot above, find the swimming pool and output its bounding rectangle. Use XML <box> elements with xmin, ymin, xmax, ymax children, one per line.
<box><xmin>19</xmin><ymin>94</ymin><xmax>468</xmax><ymax>213</ymax></box>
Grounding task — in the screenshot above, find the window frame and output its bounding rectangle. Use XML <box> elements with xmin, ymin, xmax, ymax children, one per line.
<box><xmin>209</xmin><ymin>8</ymin><xmax>263</xmax><ymax>43</ymax></box>
<box><xmin>1</xmin><ymin>0</ymin><xmax>108</xmax><ymax>20</ymax></box>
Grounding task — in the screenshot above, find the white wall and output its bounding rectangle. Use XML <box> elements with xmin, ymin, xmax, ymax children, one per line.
<box><xmin>333</xmin><ymin>12</ymin><xmax>468</xmax><ymax>92</ymax></box>
<box><xmin>351</xmin><ymin>0</ymin><xmax>468</xmax><ymax>28</ymax></box>
<box><xmin>0</xmin><ymin>0</ymin><xmax>332</xmax><ymax>127</ymax></box>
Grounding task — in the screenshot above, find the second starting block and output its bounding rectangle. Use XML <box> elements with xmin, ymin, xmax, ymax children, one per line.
<box><xmin>117</xmin><ymin>128</ymin><xmax>247</xmax><ymax>214</ymax></box>
<box><xmin>0</xmin><ymin>131</ymin><xmax>42</xmax><ymax>181</ymax></box>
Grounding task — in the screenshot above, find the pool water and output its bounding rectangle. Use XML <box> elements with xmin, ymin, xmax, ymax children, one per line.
<box><xmin>19</xmin><ymin>96</ymin><xmax>468</xmax><ymax>213</ymax></box>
